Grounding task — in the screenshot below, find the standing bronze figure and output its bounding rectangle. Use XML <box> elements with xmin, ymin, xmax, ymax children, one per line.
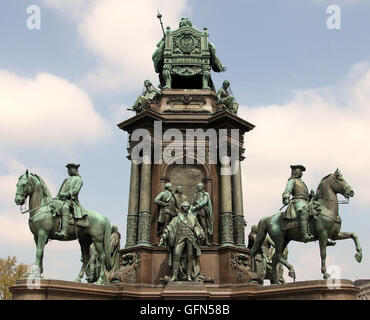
<box><xmin>191</xmin><ymin>183</ymin><xmax>213</xmax><ymax>246</ymax></box>
<box><xmin>251</xmin><ymin>169</ymin><xmax>362</xmax><ymax>283</ymax></box>
<box><xmin>154</xmin><ymin>182</ymin><xmax>178</xmax><ymax>235</ymax></box>
<box><xmin>159</xmin><ymin>201</ymin><xmax>205</xmax><ymax>281</ymax></box>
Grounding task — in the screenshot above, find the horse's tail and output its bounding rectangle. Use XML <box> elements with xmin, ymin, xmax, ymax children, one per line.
<box><xmin>103</xmin><ymin>216</ymin><xmax>112</xmax><ymax>271</ymax></box>
<box><xmin>250</xmin><ymin>216</ymin><xmax>269</xmax><ymax>258</ymax></box>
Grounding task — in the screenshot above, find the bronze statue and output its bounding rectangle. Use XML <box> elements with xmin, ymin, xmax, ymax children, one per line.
<box><xmin>152</xmin><ymin>17</ymin><xmax>226</xmax><ymax>90</ymax></box>
<box><xmin>110</xmin><ymin>225</ymin><xmax>121</xmax><ymax>274</ymax></box>
<box><xmin>282</xmin><ymin>164</ymin><xmax>315</xmax><ymax>242</ymax></box>
<box><xmin>251</xmin><ymin>169</ymin><xmax>362</xmax><ymax>283</ymax></box>
<box><xmin>191</xmin><ymin>183</ymin><xmax>213</xmax><ymax>246</ymax></box>
<box><xmin>127</xmin><ymin>80</ymin><xmax>160</xmax><ymax>113</ymax></box>
<box><xmin>159</xmin><ymin>201</ymin><xmax>205</xmax><ymax>281</ymax></box>
<box><xmin>15</xmin><ymin>169</ymin><xmax>112</xmax><ymax>285</ymax></box>
<box><xmin>174</xmin><ymin>185</ymin><xmax>188</xmax><ymax>212</ymax></box>
<box><xmin>217</xmin><ymin>80</ymin><xmax>239</xmax><ymax>114</ymax></box>
<box><xmin>85</xmin><ymin>243</ymin><xmax>100</xmax><ymax>283</ymax></box>
<box><xmin>54</xmin><ymin>163</ymin><xmax>86</xmax><ymax>239</ymax></box>
<box><xmin>154</xmin><ymin>182</ymin><xmax>178</xmax><ymax>235</ymax></box>
<box><xmin>248</xmin><ymin>225</ymin><xmax>286</xmax><ymax>285</ymax></box>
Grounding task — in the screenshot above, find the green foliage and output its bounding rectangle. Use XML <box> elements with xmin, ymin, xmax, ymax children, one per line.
<box><xmin>0</xmin><ymin>256</ymin><xmax>29</xmax><ymax>300</ymax></box>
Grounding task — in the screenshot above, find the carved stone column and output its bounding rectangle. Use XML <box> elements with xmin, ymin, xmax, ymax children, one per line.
<box><xmin>137</xmin><ymin>153</ymin><xmax>152</xmax><ymax>246</ymax></box>
<box><xmin>125</xmin><ymin>162</ymin><xmax>140</xmax><ymax>247</ymax></box>
<box><xmin>220</xmin><ymin>155</ymin><xmax>235</xmax><ymax>246</ymax></box>
<box><xmin>232</xmin><ymin>160</ymin><xmax>246</xmax><ymax>247</ymax></box>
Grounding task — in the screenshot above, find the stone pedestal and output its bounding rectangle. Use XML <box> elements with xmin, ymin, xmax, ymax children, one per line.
<box><xmin>10</xmin><ymin>279</ymin><xmax>360</xmax><ymax>300</ymax></box>
<box><xmin>118</xmin><ymin>89</ymin><xmax>254</xmax><ymax>284</ymax></box>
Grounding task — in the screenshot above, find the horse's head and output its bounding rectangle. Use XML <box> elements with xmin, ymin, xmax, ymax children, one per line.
<box><xmin>330</xmin><ymin>168</ymin><xmax>354</xmax><ymax>199</ymax></box>
<box><xmin>15</xmin><ymin>170</ymin><xmax>34</xmax><ymax>206</ymax></box>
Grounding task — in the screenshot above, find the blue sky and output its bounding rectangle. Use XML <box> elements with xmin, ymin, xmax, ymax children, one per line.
<box><xmin>1</xmin><ymin>0</ymin><xmax>370</xmax><ymax>283</ymax></box>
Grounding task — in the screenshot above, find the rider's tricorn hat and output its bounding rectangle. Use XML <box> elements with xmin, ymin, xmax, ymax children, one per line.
<box><xmin>66</xmin><ymin>163</ymin><xmax>80</xmax><ymax>169</ymax></box>
<box><xmin>290</xmin><ymin>164</ymin><xmax>306</xmax><ymax>172</ymax></box>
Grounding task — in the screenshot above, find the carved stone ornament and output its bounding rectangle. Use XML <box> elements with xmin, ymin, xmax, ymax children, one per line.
<box><xmin>109</xmin><ymin>252</ymin><xmax>141</xmax><ymax>283</ymax></box>
<box><xmin>229</xmin><ymin>253</ymin><xmax>257</xmax><ymax>283</ymax></box>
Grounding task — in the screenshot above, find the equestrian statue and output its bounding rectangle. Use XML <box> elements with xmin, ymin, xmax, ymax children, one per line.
<box><xmin>251</xmin><ymin>165</ymin><xmax>362</xmax><ymax>284</ymax></box>
<box><xmin>14</xmin><ymin>164</ymin><xmax>112</xmax><ymax>285</ymax></box>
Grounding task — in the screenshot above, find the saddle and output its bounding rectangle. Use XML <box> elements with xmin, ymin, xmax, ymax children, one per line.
<box><xmin>50</xmin><ymin>200</ymin><xmax>90</xmax><ymax>228</ymax></box>
<box><xmin>282</xmin><ymin>200</ymin><xmax>321</xmax><ymax>231</ymax></box>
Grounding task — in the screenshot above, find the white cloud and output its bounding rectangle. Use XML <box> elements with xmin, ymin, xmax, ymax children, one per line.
<box><xmin>241</xmin><ymin>62</ymin><xmax>370</xmax><ymax>281</ymax></box>
<box><xmin>0</xmin><ymin>71</ymin><xmax>111</xmax><ymax>150</ymax></box>
<box><xmin>42</xmin><ymin>0</ymin><xmax>190</xmax><ymax>92</ymax></box>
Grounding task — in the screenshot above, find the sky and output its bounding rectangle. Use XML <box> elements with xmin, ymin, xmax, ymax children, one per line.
<box><xmin>1</xmin><ymin>0</ymin><xmax>370</xmax><ymax>284</ymax></box>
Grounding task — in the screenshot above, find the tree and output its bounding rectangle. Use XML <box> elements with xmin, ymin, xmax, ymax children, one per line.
<box><xmin>0</xmin><ymin>256</ymin><xmax>29</xmax><ymax>300</ymax></box>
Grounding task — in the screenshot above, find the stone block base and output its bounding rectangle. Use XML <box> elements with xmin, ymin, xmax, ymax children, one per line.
<box><xmin>10</xmin><ymin>279</ymin><xmax>359</xmax><ymax>300</ymax></box>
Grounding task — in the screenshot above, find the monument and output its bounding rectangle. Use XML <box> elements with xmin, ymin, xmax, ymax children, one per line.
<box><xmin>9</xmin><ymin>14</ymin><xmax>365</xmax><ymax>301</ymax></box>
<box><xmin>118</xmin><ymin>16</ymin><xmax>256</xmax><ymax>288</ymax></box>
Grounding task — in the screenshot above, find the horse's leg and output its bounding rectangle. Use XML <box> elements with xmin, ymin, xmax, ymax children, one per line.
<box><xmin>75</xmin><ymin>236</ymin><xmax>91</xmax><ymax>282</ymax></box>
<box><xmin>333</xmin><ymin>232</ymin><xmax>362</xmax><ymax>263</ymax></box>
<box><xmin>318</xmin><ymin>231</ymin><xmax>330</xmax><ymax>279</ymax></box>
<box><xmin>276</xmin><ymin>240</ymin><xmax>295</xmax><ymax>282</ymax></box>
<box><xmin>34</xmin><ymin>231</ymin><xmax>48</xmax><ymax>278</ymax></box>
<box><xmin>93</xmin><ymin>241</ymin><xmax>107</xmax><ymax>285</ymax></box>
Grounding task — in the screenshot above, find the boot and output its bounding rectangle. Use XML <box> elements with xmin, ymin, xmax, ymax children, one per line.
<box><xmin>186</xmin><ymin>261</ymin><xmax>193</xmax><ymax>281</ymax></box>
<box><xmin>300</xmin><ymin>211</ymin><xmax>314</xmax><ymax>242</ymax></box>
<box><xmin>55</xmin><ymin>213</ymin><xmax>69</xmax><ymax>239</ymax></box>
<box><xmin>170</xmin><ymin>260</ymin><xmax>180</xmax><ymax>281</ymax></box>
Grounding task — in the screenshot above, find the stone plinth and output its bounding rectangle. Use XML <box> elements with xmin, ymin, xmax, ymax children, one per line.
<box><xmin>10</xmin><ymin>279</ymin><xmax>360</xmax><ymax>300</ymax></box>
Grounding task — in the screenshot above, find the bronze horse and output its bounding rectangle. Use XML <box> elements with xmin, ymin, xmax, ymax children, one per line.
<box><xmin>251</xmin><ymin>169</ymin><xmax>362</xmax><ymax>283</ymax></box>
<box><xmin>14</xmin><ymin>170</ymin><xmax>112</xmax><ymax>284</ymax></box>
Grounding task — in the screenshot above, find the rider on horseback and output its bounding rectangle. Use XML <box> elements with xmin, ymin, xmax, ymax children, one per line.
<box><xmin>282</xmin><ymin>165</ymin><xmax>315</xmax><ymax>242</ymax></box>
<box><xmin>54</xmin><ymin>163</ymin><xmax>85</xmax><ymax>239</ymax></box>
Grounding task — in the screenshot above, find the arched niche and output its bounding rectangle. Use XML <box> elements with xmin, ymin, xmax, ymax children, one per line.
<box><xmin>161</xmin><ymin>155</ymin><xmax>212</xmax><ymax>202</ymax></box>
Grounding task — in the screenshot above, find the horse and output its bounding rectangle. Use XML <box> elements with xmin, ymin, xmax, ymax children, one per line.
<box><xmin>251</xmin><ymin>169</ymin><xmax>362</xmax><ymax>284</ymax></box>
<box><xmin>14</xmin><ymin>170</ymin><xmax>112</xmax><ymax>285</ymax></box>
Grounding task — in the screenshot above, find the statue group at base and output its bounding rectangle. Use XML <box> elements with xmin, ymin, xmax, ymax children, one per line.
<box><xmin>159</xmin><ymin>201</ymin><xmax>212</xmax><ymax>282</ymax></box>
<box><xmin>248</xmin><ymin>225</ymin><xmax>287</xmax><ymax>285</ymax></box>
<box><xmin>155</xmin><ymin>182</ymin><xmax>213</xmax><ymax>247</ymax></box>
<box><xmin>251</xmin><ymin>166</ymin><xmax>362</xmax><ymax>284</ymax></box>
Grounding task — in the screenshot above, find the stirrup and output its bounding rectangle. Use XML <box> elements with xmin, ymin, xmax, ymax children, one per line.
<box><xmin>302</xmin><ymin>233</ymin><xmax>314</xmax><ymax>242</ymax></box>
<box><xmin>55</xmin><ymin>230</ymin><xmax>68</xmax><ymax>239</ymax></box>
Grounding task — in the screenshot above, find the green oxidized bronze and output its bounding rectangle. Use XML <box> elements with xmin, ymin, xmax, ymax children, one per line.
<box><xmin>159</xmin><ymin>201</ymin><xmax>205</xmax><ymax>281</ymax></box>
<box><xmin>154</xmin><ymin>182</ymin><xmax>178</xmax><ymax>236</ymax></box>
<box><xmin>174</xmin><ymin>185</ymin><xmax>188</xmax><ymax>212</ymax></box>
<box><xmin>152</xmin><ymin>17</ymin><xmax>226</xmax><ymax>90</ymax></box>
<box><xmin>248</xmin><ymin>225</ymin><xmax>286</xmax><ymax>285</ymax></box>
<box><xmin>14</xmin><ymin>166</ymin><xmax>113</xmax><ymax>285</ymax></box>
<box><xmin>217</xmin><ymin>80</ymin><xmax>239</xmax><ymax>114</ymax></box>
<box><xmin>190</xmin><ymin>183</ymin><xmax>213</xmax><ymax>246</ymax></box>
<box><xmin>251</xmin><ymin>167</ymin><xmax>362</xmax><ymax>284</ymax></box>
<box><xmin>127</xmin><ymin>80</ymin><xmax>160</xmax><ymax>113</ymax></box>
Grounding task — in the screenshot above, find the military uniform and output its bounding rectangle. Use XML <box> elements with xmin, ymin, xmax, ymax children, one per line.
<box><xmin>191</xmin><ymin>185</ymin><xmax>213</xmax><ymax>246</ymax></box>
<box><xmin>154</xmin><ymin>184</ymin><xmax>178</xmax><ymax>234</ymax></box>
<box><xmin>55</xmin><ymin>163</ymin><xmax>85</xmax><ymax>239</ymax></box>
<box><xmin>282</xmin><ymin>165</ymin><xmax>314</xmax><ymax>242</ymax></box>
<box><xmin>161</xmin><ymin>202</ymin><xmax>204</xmax><ymax>281</ymax></box>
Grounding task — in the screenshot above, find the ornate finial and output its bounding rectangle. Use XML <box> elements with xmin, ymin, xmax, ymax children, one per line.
<box><xmin>157</xmin><ymin>10</ymin><xmax>165</xmax><ymax>37</ymax></box>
